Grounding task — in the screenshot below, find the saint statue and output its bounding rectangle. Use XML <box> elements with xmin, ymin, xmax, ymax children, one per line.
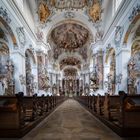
<box><xmin>39</xmin><ymin>2</ymin><xmax>50</xmax><ymax>23</ymax></box>
<box><xmin>89</xmin><ymin>0</ymin><xmax>101</xmax><ymax>22</ymax></box>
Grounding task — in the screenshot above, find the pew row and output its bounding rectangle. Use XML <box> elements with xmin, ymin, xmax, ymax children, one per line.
<box><xmin>0</xmin><ymin>93</ymin><xmax>65</xmax><ymax>138</ymax></box>
<box><xmin>75</xmin><ymin>91</ymin><xmax>140</xmax><ymax>137</ymax></box>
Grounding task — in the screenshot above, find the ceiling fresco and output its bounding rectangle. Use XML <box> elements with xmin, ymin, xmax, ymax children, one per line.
<box><xmin>48</xmin><ymin>0</ymin><xmax>90</xmax><ymax>9</ymax></box>
<box><xmin>52</xmin><ymin>46</ymin><xmax>88</xmax><ymax>61</ymax></box>
<box><xmin>51</xmin><ymin>23</ymin><xmax>89</xmax><ymax>50</ymax></box>
<box><xmin>60</xmin><ymin>57</ymin><xmax>81</xmax><ymax>70</ymax></box>
<box><xmin>35</xmin><ymin>0</ymin><xmax>103</xmax><ymax>76</ymax></box>
<box><xmin>64</xmin><ymin>68</ymin><xmax>77</xmax><ymax>77</ymax></box>
<box><xmin>47</xmin><ymin>21</ymin><xmax>92</xmax><ymax>74</ymax></box>
<box><xmin>37</xmin><ymin>0</ymin><xmax>102</xmax><ymax>23</ymax></box>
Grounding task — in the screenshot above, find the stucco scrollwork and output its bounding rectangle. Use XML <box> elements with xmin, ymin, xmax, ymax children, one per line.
<box><xmin>64</xmin><ymin>11</ymin><xmax>75</xmax><ymax>19</ymax></box>
<box><xmin>16</xmin><ymin>27</ymin><xmax>26</xmax><ymax>47</ymax></box>
<box><xmin>0</xmin><ymin>7</ymin><xmax>11</xmax><ymax>24</ymax></box>
<box><xmin>114</xmin><ymin>26</ymin><xmax>124</xmax><ymax>46</ymax></box>
<box><xmin>36</xmin><ymin>28</ymin><xmax>44</xmax><ymax>41</ymax></box>
<box><xmin>129</xmin><ymin>4</ymin><xmax>140</xmax><ymax>22</ymax></box>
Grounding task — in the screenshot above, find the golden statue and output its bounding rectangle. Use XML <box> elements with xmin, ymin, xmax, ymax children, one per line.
<box><xmin>39</xmin><ymin>2</ymin><xmax>50</xmax><ymax>23</ymax></box>
<box><xmin>89</xmin><ymin>0</ymin><xmax>101</xmax><ymax>22</ymax></box>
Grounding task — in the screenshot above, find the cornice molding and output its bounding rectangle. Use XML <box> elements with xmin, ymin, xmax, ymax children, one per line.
<box><xmin>103</xmin><ymin>0</ymin><xmax>132</xmax><ymax>44</ymax></box>
<box><xmin>4</xmin><ymin>0</ymin><xmax>36</xmax><ymax>40</ymax></box>
<box><xmin>2</xmin><ymin>0</ymin><xmax>48</xmax><ymax>48</ymax></box>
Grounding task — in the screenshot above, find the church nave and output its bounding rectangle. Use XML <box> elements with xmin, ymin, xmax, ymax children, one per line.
<box><xmin>1</xmin><ymin>0</ymin><xmax>140</xmax><ymax>139</ymax></box>
<box><xmin>20</xmin><ymin>99</ymin><xmax>138</xmax><ymax>140</ymax></box>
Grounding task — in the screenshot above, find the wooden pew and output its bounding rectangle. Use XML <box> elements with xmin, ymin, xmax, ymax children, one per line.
<box><xmin>44</xmin><ymin>96</ymin><xmax>49</xmax><ymax>112</ymax></box>
<box><xmin>96</xmin><ymin>94</ymin><xmax>105</xmax><ymax>115</ymax></box>
<box><xmin>48</xmin><ymin>96</ymin><xmax>53</xmax><ymax>110</ymax></box>
<box><xmin>88</xmin><ymin>96</ymin><xmax>93</xmax><ymax>109</ymax></box>
<box><xmin>103</xmin><ymin>94</ymin><xmax>120</xmax><ymax>122</ymax></box>
<box><xmin>22</xmin><ymin>94</ymin><xmax>41</xmax><ymax>121</ymax></box>
<box><xmin>119</xmin><ymin>92</ymin><xmax>140</xmax><ymax>128</ymax></box>
<box><xmin>0</xmin><ymin>93</ymin><xmax>66</xmax><ymax>138</ymax></box>
<box><xmin>0</xmin><ymin>93</ymin><xmax>24</xmax><ymax>129</ymax></box>
<box><xmin>93</xmin><ymin>95</ymin><xmax>97</xmax><ymax>113</ymax></box>
<box><xmin>36</xmin><ymin>95</ymin><xmax>46</xmax><ymax>116</ymax></box>
<box><xmin>22</xmin><ymin>96</ymin><xmax>34</xmax><ymax>121</ymax></box>
<box><xmin>75</xmin><ymin>92</ymin><xmax>140</xmax><ymax>136</ymax></box>
<box><xmin>89</xmin><ymin>96</ymin><xmax>94</xmax><ymax>109</ymax></box>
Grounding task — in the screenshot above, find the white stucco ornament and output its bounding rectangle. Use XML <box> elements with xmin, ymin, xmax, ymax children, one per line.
<box><xmin>64</xmin><ymin>11</ymin><xmax>75</xmax><ymax>19</ymax></box>
<box><xmin>0</xmin><ymin>7</ymin><xmax>11</xmax><ymax>24</ymax></box>
<box><xmin>114</xmin><ymin>26</ymin><xmax>124</xmax><ymax>46</ymax></box>
<box><xmin>16</xmin><ymin>27</ymin><xmax>26</xmax><ymax>47</ymax></box>
<box><xmin>129</xmin><ymin>4</ymin><xmax>140</xmax><ymax>22</ymax></box>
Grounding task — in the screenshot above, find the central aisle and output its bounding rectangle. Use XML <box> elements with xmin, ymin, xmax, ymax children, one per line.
<box><xmin>22</xmin><ymin>99</ymin><xmax>132</xmax><ymax>140</ymax></box>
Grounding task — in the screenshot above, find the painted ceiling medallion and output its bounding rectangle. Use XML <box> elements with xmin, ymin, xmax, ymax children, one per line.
<box><xmin>51</xmin><ymin>23</ymin><xmax>89</xmax><ymax>50</ymax></box>
<box><xmin>60</xmin><ymin>57</ymin><xmax>81</xmax><ymax>69</ymax></box>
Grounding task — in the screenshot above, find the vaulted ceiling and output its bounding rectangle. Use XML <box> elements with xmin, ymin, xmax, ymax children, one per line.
<box><xmin>26</xmin><ymin>0</ymin><xmax>105</xmax><ymax>77</ymax></box>
<box><xmin>51</xmin><ymin>23</ymin><xmax>89</xmax><ymax>50</ymax></box>
<box><xmin>59</xmin><ymin>57</ymin><xmax>81</xmax><ymax>70</ymax></box>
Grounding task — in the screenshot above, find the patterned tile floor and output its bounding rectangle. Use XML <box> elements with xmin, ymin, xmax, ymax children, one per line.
<box><xmin>1</xmin><ymin>99</ymin><xmax>140</xmax><ymax>140</ymax></box>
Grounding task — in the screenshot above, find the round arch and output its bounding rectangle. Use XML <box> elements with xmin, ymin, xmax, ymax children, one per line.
<box><xmin>56</xmin><ymin>52</ymin><xmax>84</xmax><ymax>64</ymax></box>
<box><xmin>123</xmin><ymin>14</ymin><xmax>140</xmax><ymax>45</ymax></box>
<box><xmin>47</xmin><ymin>19</ymin><xmax>93</xmax><ymax>43</ymax></box>
<box><xmin>105</xmin><ymin>48</ymin><xmax>115</xmax><ymax>64</ymax></box>
<box><xmin>0</xmin><ymin>16</ymin><xmax>18</xmax><ymax>48</ymax></box>
<box><xmin>25</xmin><ymin>49</ymin><xmax>36</xmax><ymax>64</ymax></box>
